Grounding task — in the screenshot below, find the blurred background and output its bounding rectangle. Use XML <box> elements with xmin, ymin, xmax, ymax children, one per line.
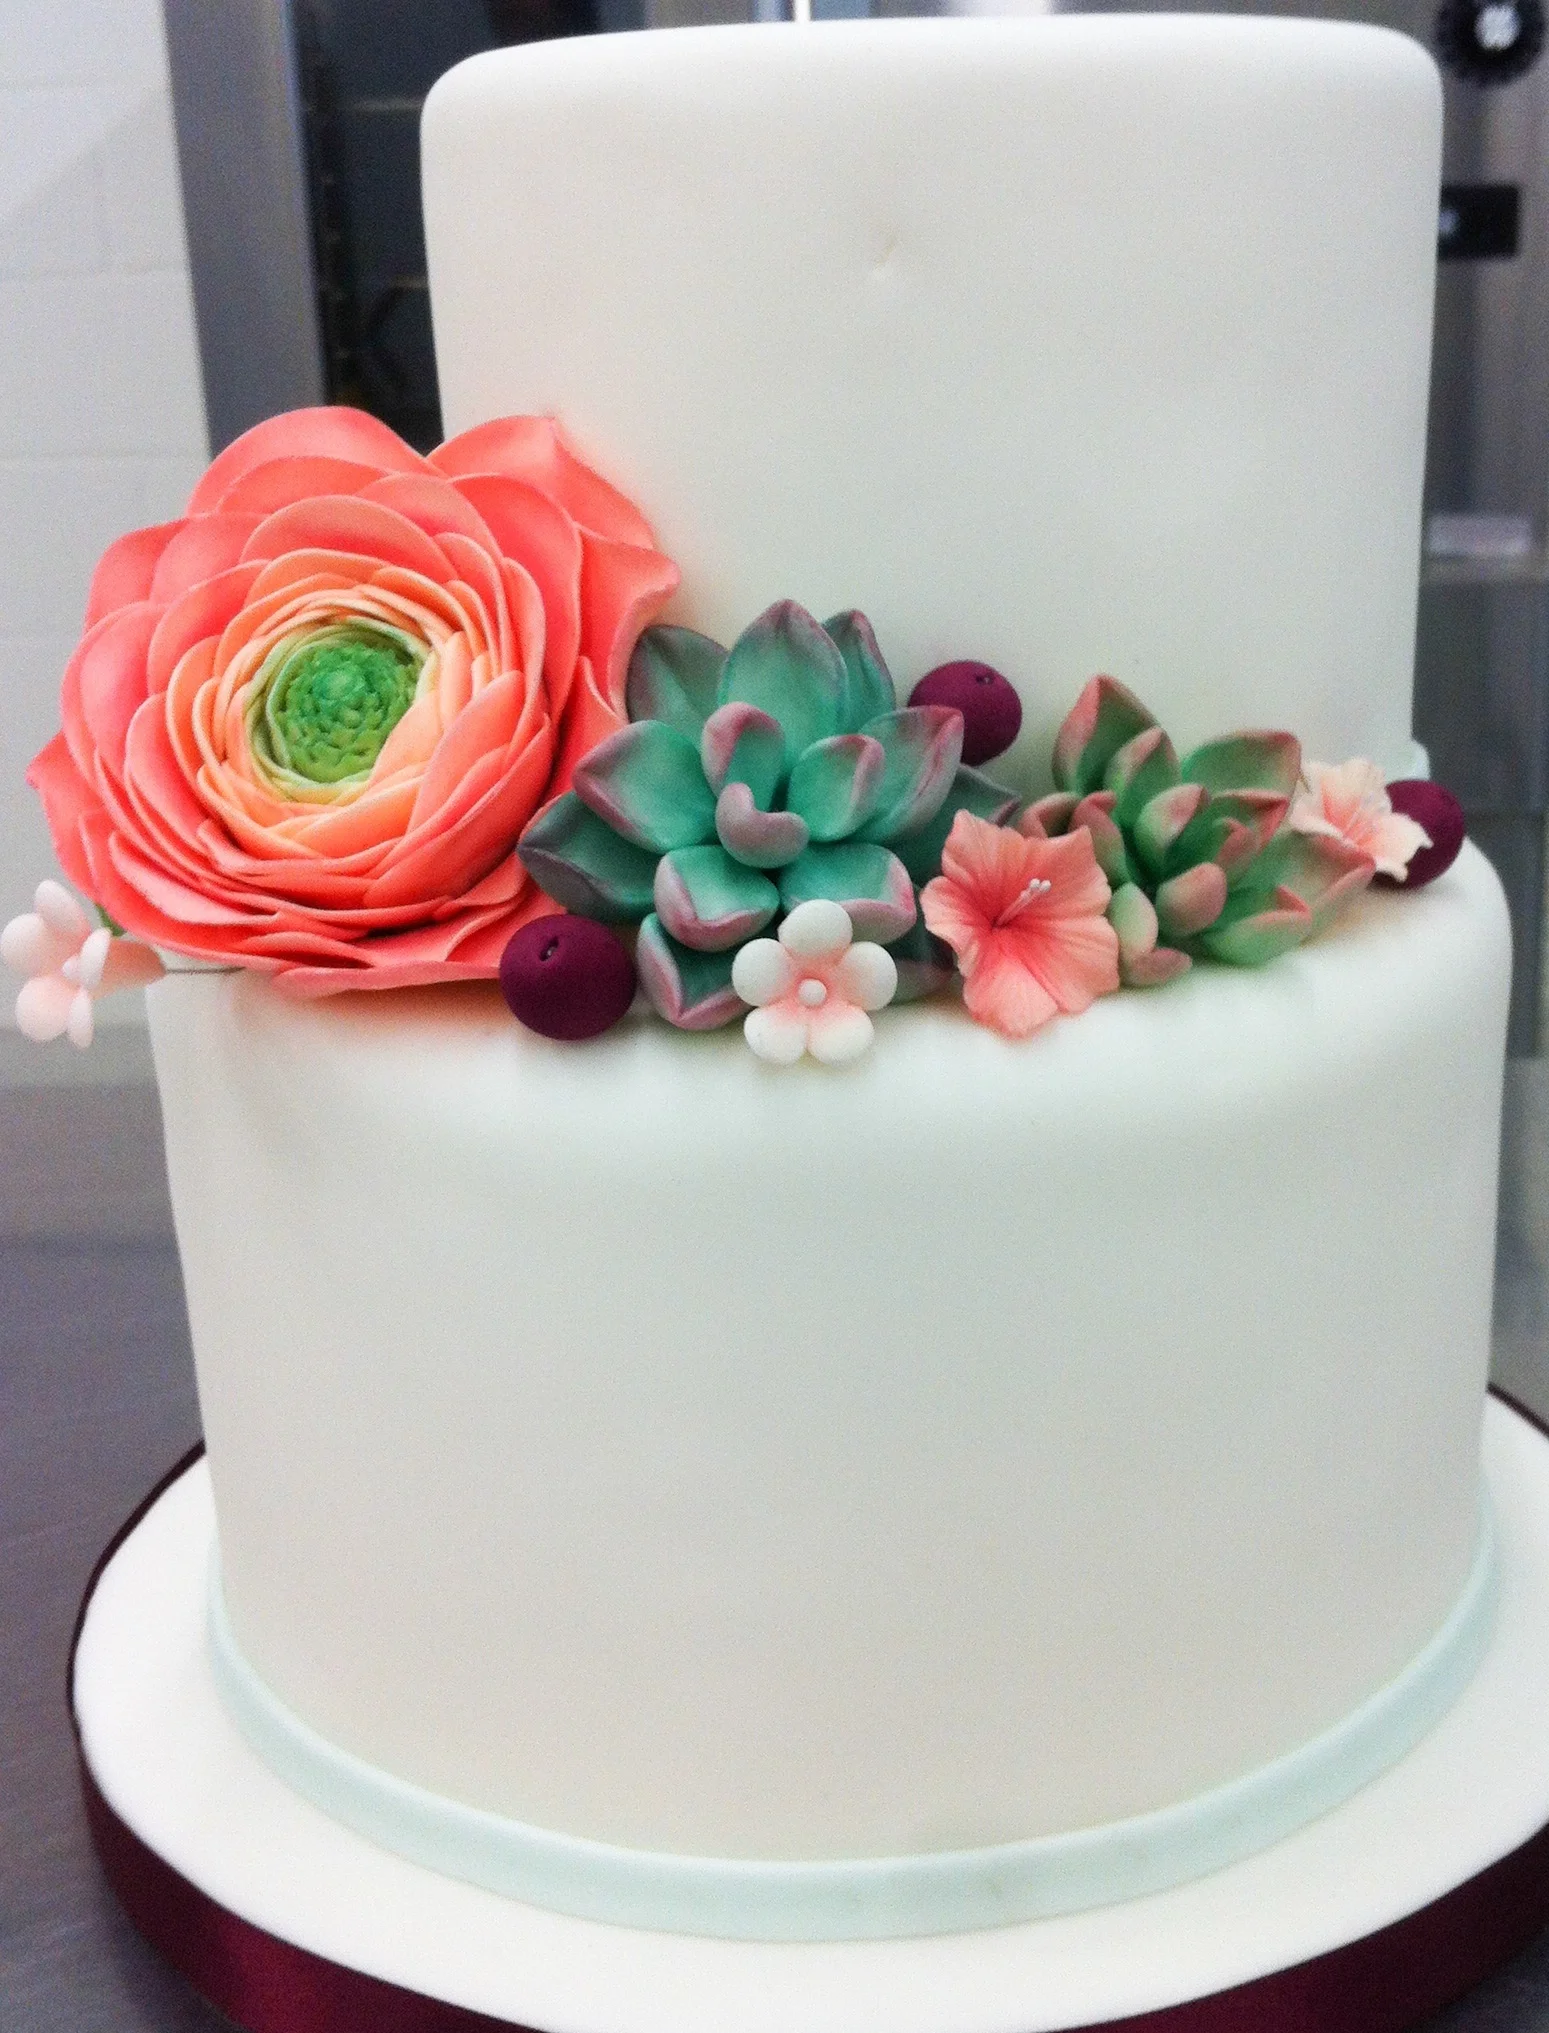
<box><xmin>6</xmin><ymin>4</ymin><xmax>1549</xmax><ymax>2029</ymax></box>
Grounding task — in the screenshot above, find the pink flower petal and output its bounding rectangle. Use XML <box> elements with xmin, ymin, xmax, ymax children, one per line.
<box><xmin>1029</xmin><ymin>826</ymin><xmax>1113</xmax><ymax>921</ymax></box>
<box><xmin>2</xmin><ymin>912</ymin><xmax>75</xmax><ymax>978</ymax></box>
<box><xmin>579</xmin><ymin>533</ymin><xmax>681</xmax><ymax>716</ymax></box>
<box><xmin>99</xmin><ymin>937</ymin><xmax>166</xmax><ymax>992</ymax></box>
<box><xmin>453</xmin><ymin>473</ymin><xmax>584</xmax><ymax>710</ymax></box>
<box><xmin>67</xmin><ymin>925</ymin><xmax>112</xmax><ymax>989</ymax></box>
<box><xmin>806</xmin><ymin>1001</ymin><xmax>874</xmax><ymax>1065</ymax></box>
<box><xmin>431</xmin><ymin>416</ymin><xmax>660</xmax><ymax>549</ymax></box>
<box><xmin>145</xmin><ymin>563</ymin><xmax>264</xmax><ymax>696</ymax></box>
<box><xmin>1369</xmin><ymin>810</ymin><xmax>1431</xmax><ymax>880</ymax></box>
<box><xmin>731</xmin><ymin>938</ymin><xmax>796</xmax><ymax>1006</ymax></box>
<box><xmin>938</xmin><ymin>808</ymin><xmax>1045</xmax><ymax>924</ymax></box>
<box><xmin>1001</xmin><ymin>907</ymin><xmax>1120</xmax><ymax>1014</ymax></box>
<box><xmin>186</xmin><ymin>407</ymin><xmax>424</xmax><ymax>517</ymax></box>
<box><xmin>25</xmin><ymin>733</ymin><xmax>101</xmax><ymax>900</ymax></box>
<box><xmin>834</xmin><ymin>941</ymin><xmax>898</xmax><ymax>1012</ymax></box>
<box><xmin>357</xmin><ymin>470</ymin><xmax>501</xmax><ymax>549</ymax></box>
<box><xmin>74</xmin><ymin>605</ymin><xmax>159</xmax><ymax>779</ymax></box>
<box><xmin>148</xmin><ymin>513</ymin><xmax>265</xmax><ymax>602</ymax></box>
<box><xmin>64</xmin><ymin>986</ymin><xmax>95</xmax><ymax>1049</ymax></box>
<box><xmin>34</xmin><ymin>879</ymin><xmax>94</xmax><ymax>944</ymax></box>
<box><xmin>240</xmin><ymin>496</ymin><xmax>454</xmax><ymax>581</ymax></box>
<box><xmin>961</xmin><ymin>940</ymin><xmax>1059</xmax><ymax>1039</ymax></box>
<box><xmin>16</xmin><ymin>972</ymin><xmax>75</xmax><ymax>1041</ymax></box>
<box><xmin>212</xmin><ymin>456</ymin><xmax>390</xmax><ymax>516</ymax></box>
<box><xmin>84</xmin><ymin>521</ymin><xmax>181</xmax><ymax>629</ymax></box>
<box><xmin>744</xmin><ymin>1003</ymin><xmax>809</xmax><ymax>1064</ymax></box>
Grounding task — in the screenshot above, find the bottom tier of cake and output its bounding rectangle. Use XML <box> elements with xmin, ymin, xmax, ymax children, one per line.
<box><xmin>147</xmin><ymin>843</ymin><xmax>1510</xmax><ymax>1937</ymax></box>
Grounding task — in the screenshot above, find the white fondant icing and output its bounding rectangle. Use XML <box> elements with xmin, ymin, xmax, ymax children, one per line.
<box><xmin>423</xmin><ymin>18</ymin><xmax>1440</xmax><ymax>784</ymax></box>
<box><xmin>73</xmin><ymin>1407</ymin><xmax>1549</xmax><ymax>2028</ymax></box>
<box><xmin>148</xmin><ymin>847</ymin><xmax>1511</xmax><ymax>1874</ymax></box>
<box><xmin>204</xmin><ymin>1502</ymin><xmax>1496</xmax><ymax>1939</ymax></box>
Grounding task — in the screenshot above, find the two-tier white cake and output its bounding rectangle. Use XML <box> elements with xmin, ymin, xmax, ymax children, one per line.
<box><xmin>143</xmin><ymin>16</ymin><xmax>1512</xmax><ymax>1941</ymax></box>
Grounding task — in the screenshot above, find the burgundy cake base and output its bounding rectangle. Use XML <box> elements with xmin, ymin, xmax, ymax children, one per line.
<box><xmin>70</xmin><ymin>1395</ymin><xmax>1549</xmax><ymax>2033</ymax></box>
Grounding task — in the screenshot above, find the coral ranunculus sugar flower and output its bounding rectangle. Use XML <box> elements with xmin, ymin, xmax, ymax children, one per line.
<box><xmin>26</xmin><ymin>408</ymin><xmax>678</xmax><ymax>995</ymax></box>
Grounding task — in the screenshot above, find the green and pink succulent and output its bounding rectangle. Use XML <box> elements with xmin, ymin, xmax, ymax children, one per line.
<box><xmin>1022</xmin><ymin>676</ymin><xmax>1374</xmax><ymax>985</ymax></box>
<box><xmin>518</xmin><ymin>600</ymin><xmax>1014</xmax><ymax>1026</ymax></box>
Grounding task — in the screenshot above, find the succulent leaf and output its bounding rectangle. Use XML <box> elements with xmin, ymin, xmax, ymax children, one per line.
<box><xmin>1181</xmin><ymin>730</ymin><xmax>1301</xmax><ymax>799</ymax></box>
<box><xmin>1070</xmin><ymin>791</ymin><xmax>1135</xmax><ymax>888</ymax></box>
<box><xmin>779</xmin><ymin>841</ymin><xmax>918</xmax><ymax>943</ymax></box>
<box><xmin>719</xmin><ymin>601</ymin><xmax>847</xmax><ymax>771</ymax></box>
<box><xmin>1163</xmin><ymin>790</ymin><xmax>1286</xmax><ymax>882</ymax></box>
<box><xmin>1052</xmin><ymin>675</ymin><xmax>1157</xmax><ymax>796</ymax></box>
<box><xmin>700</xmin><ymin>701</ymin><xmax>785</xmax><ymax>806</ymax></box>
<box><xmin>857</xmin><ymin>707</ymin><xmax>964</xmax><ymax>843</ymax></box>
<box><xmin>1132</xmin><ymin>782</ymin><xmax>1208</xmax><ymax>877</ymax></box>
<box><xmin>890</xmin><ymin>765</ymin><xmax>1019</xmax><ymax>886</ymax></box>
<box><xmin>626</xmin><ymin>625</ymin><xmax>726</xmax><ymax>737</ymax></box>
<box><xmin>1020</xmin><ymin>792</ymin><xmax>1079</xmax><ymax>840</ymax></box>
<box><xmin>653</xmin><ymin>845</ymin><xmax>779</xmax><ymax>952</ymax></box>
<box><xmin>1104</xmin><ymin>726</ymin><xmax>1180</xmax><ymax>828</ymax></box>
<box><xmin>1155</xmin><ymin>861</ymin><xmax>1228</xmax><ymax>939</ymax></box>
<box><xmin>824</xmin><ymin>610</ymin><xmax>897</xmax><ymax>731</ymax></box>
<box><xmin>1123</xmin><ymin>944</ymin><xmax>1193</xmax><ymax>987</ymax></box>
<box><xmin>786</xmin><ymin>733</ymin><xmax>886</xmax><ymax>841</ymax></box>
<box><xmin>884</xmin><ymin>913</ymin><xmax>957</xmax><ymax>1002</ymax></box>
<box><xmin>1107</xmin><ymin>880</ymin><xmax>1190</xmax><ymax>986</ymax></box>
<box><xmin>1196</xmin><ymin>895</ymin><xmax>1313</xmax><ymax>967</ymax></box>
<box><xmin>1233</xmin><ymin>827</ymin><xmax>1374</xmax><ymax>928</ymax></box>
<box><xmin>714</xmin><ymin>782</ymin><xmax>810</xmax><ymax>869</ymax></box>
<box><xmin>635</xmin><ymin>915</ymin><xmax>744</xmax><ymax>1029</ymax></box>
<box><xmin>1197</xmin><ymin>831</ymin><xmax>1371</xmax><ymax>965</ymax></box>
<box><xmin>517</xmin><ymin>794</ymin><xmax>661</xmax><ymax>922</ymax></box>
<box><xmin>1108</xmin><ymin>882</ymin><xmax>1159</xmax><ymax>965</ymax></box>
<box><xmin>572</xmin><ymin>721</ymin><xmax>715</xmax><ymax>853</ymax></box>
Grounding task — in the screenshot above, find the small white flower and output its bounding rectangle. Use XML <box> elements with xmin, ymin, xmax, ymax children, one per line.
<box><xmin>730</xmin><ymin>898</ymin><xmax>897</xmax><ymax>1066</ymax></box>
<box><xmin>1</xmin><ymin>880</ymin><xmax>163</xmax><ymax>1048</ymax></box>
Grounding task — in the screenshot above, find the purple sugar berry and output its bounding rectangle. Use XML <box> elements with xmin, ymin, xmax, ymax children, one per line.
<box><xmin>1377</xmin><ymin>780</ymin><xmax>1466</xmax><ymax>891</ymax></box>
<box><xmin>499</xmin><ymin>914</ymin><xmax>636</xmax><ymax>1041</ymax></box>
<box><xmin>909</xmin><ymin>661</ymin><xmax>1023</xmax><ymax>766</ymax></box>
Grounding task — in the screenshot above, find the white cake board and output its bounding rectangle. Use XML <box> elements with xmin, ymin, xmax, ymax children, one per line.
<box><xmin>71</xmin><ymin>1394</ymin><xmax>1549</xmax><ymax>2033</ymax></box>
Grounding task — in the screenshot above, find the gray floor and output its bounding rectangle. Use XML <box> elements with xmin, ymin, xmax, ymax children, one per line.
<box><xmin>5</xmin><ymin>1051</ymin><xmax>1549</xmax><ymax>2030</ymax></box>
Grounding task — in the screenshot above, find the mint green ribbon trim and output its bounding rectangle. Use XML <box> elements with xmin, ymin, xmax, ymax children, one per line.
<box><xmin>207</xmin><ymin>1501</ymin><xmax>1495</xmax><ymax>1941</ymax></box>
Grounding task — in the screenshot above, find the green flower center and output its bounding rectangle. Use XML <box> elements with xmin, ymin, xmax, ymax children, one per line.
<box><xmin>249</xmin><ymin>623</ymin><xmax>424</xmax><ymax>794</ymax></box>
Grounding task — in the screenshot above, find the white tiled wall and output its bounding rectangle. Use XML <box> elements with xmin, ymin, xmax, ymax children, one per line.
<box><xmin>0</xmin><ymin>0</ymin><xmax>209</xmax><ymax>1027</ymax></box>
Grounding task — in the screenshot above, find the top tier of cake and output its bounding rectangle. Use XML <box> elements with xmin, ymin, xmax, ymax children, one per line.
<box><xmin>423</xmin><ymin>16</ymin><xmax>1441</xmax><ymax>788</ymax></box>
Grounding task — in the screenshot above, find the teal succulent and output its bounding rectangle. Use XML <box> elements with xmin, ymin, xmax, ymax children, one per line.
<box><xmin>519</xmin><ymin>601</ymin><xmax>1014</xmax><ymax>1026</ymax></box>
<box><xmin>1024</xmin><ymin>676</ymin><xmax>1373</xmax><ymax>985</ymax></box>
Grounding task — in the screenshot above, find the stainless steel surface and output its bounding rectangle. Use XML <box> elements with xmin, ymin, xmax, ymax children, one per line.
<box><xmin>2</xmin><ymin>1065</ymin><xmax>1549</xmax><ymax>2027</ymax></box>
<box><xmin>161</xmin><ymin>0</ymin><xmax>327</xmax><ymax>453</ymax></box>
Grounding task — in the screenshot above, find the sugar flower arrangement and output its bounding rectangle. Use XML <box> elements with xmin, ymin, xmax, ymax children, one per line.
<box><xmin>11</xmin><ymin>405</ymin><xmax>676</xmax><ymax>1005</ymax></box>
<box><xmin>5</xmin><ymin>406</ymin><xmax>1465</xmax><ymax>1064</ymax></box>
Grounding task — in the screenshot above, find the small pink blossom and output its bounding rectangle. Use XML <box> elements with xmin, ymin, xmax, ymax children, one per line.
<box><xmin>1288</xmin><ymin>759</ymin><xmax>1430</xmax><ymax>882</ymax></box>
<box><xmin>730</xmin><ymin>899</ymin><xmax>897</xmax><ymax>1065</ymax></box>
<box><xmin>921</xmin><ymin>811</ymin><xmax>1119</xmax><ymax>1039</ymax></box>
<box><xmin>2</xmin><ymin>879</ymin><xmax>163</xmax><ymax>1048</ymax></box>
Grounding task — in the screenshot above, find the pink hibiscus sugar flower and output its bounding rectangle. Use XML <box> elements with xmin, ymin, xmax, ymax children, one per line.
<box><xmin>1288</xmin><ymin>759</ymin><xmax>1430</xmax><ymax>882</ymax></box>
<box><xmin>26</xmin><ymin>407</ymin><xmax>678</xmax><ymax>995</ymax></box>
<box><xmin>921</xmin><ymin>811</ymin><xmax>1119</xmax><ymax>1039</ymax></box>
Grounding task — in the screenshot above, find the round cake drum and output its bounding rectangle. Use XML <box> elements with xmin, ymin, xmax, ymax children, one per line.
<box><xmin>71</xmin><ymin>1393</ymin><xmax>1549</xmax><ymax>2033</ymax></box>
